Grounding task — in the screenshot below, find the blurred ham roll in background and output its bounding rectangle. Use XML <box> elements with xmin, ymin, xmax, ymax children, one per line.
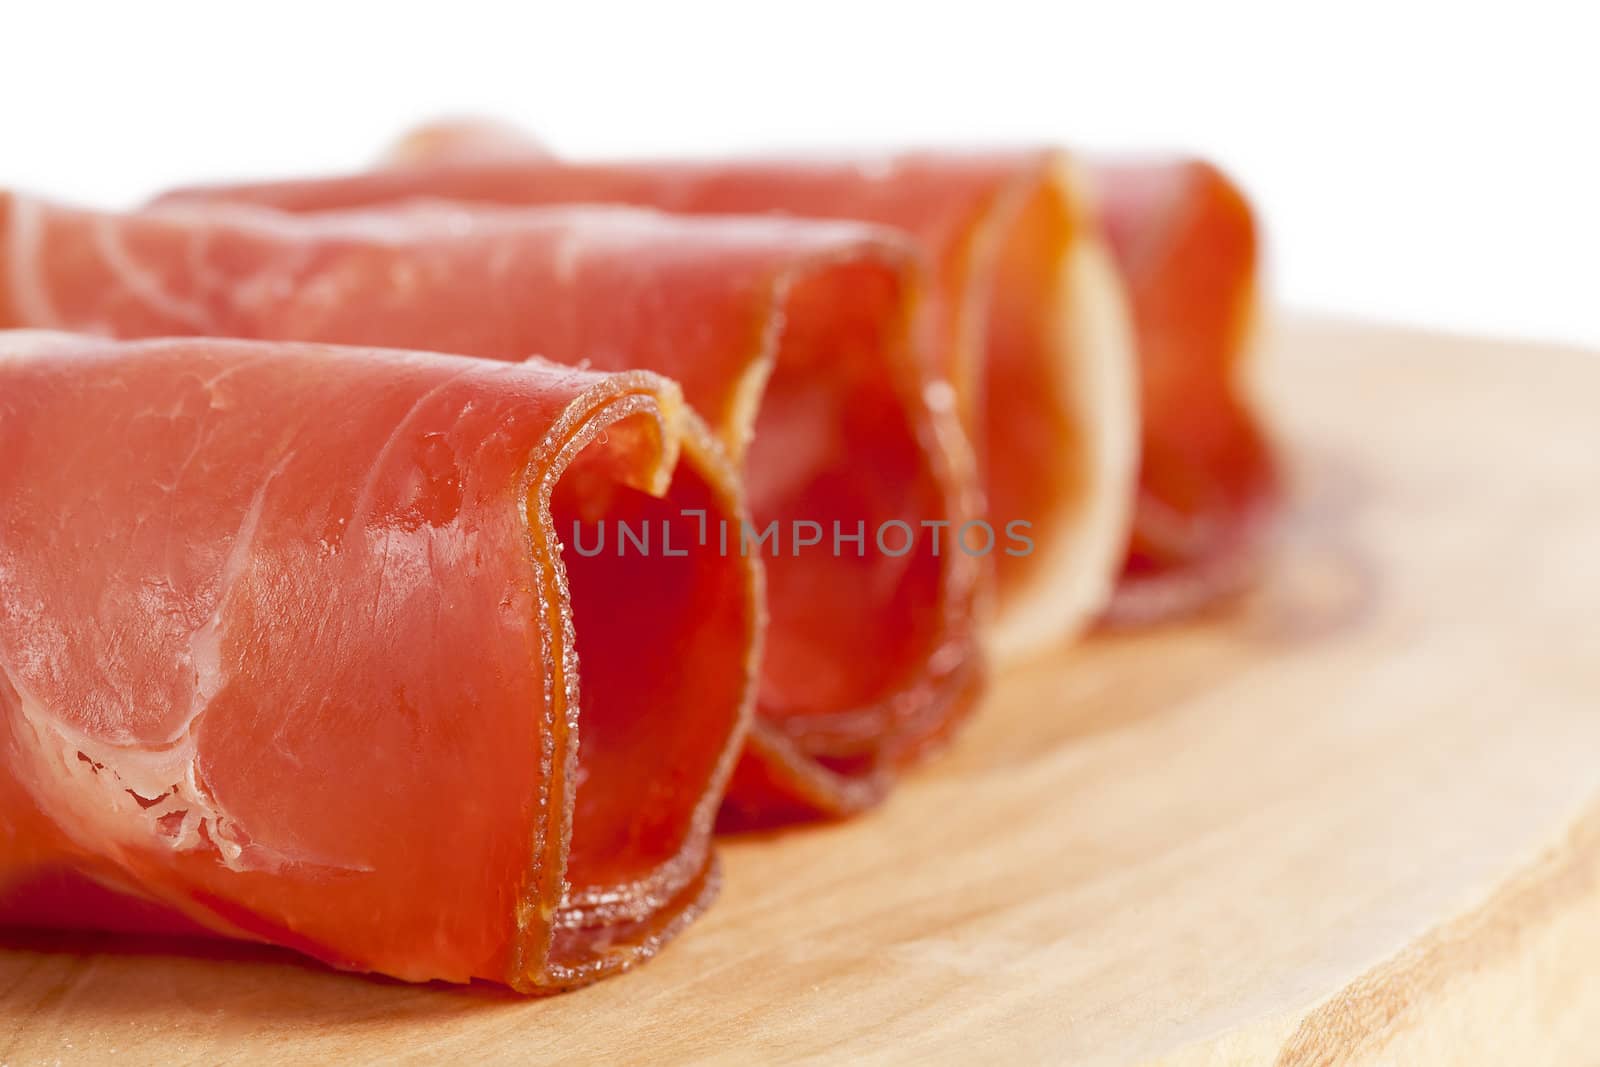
<box><xmin>1091</xmin><ymin>160</ymin><xmax>1278</xmax><ymax>624</ymax></box>
<box><xmin>161</xmin><ymin>118</ymin><xmax>1279</xmax><ymax>642</ymax></box>
<box><xmin>380</xmin><ymin>124</ymin><xmax>1279</xmax><ymax>628</ymax></box>
<box><xmin>364</xmin><ymin>121</ymin><xmax>1277</xmax><ymax>625</ymax></box>
<box><xmin>0</xmin><ymin>332</ymin><xmax>760</xmax><ymax>989</ymax></box>
<box><xmin>154</xmin><ymin>131</ymin><xmax>1146</xmax><ymax>660</ymax></box>
<box><xmin>0</xmin><ymin>193</ymin><xmax>984</xmax><ymax>824</ymax></box>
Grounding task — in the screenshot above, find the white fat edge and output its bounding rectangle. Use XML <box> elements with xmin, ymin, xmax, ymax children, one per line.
<box><xmin>89</xmin><ymin>215</ymin><xmax>216</xmax><ymax>332</ymax></box>
<box><xmin>3</xmin><ymin>197</ymin><xmax>63</xmax><ymax>328</ymax></box>
<box><xmin>8</xmin><ymin>672</ymin><xmax>372</xmax><ymax>876</ymax></box>
<box><xmin>1</xmin><ymin>444</ymin><xmax>372</xmax><ymax>877</ymax></box>
<box><xmin>10</xmin><ymin>677</ymin><xmax>236</xmax><ymax>868</ymax></box>
<box><xmin>990</xmin><ymin>207</ymin><xmax>1140</xmax><ymax>663</ymax></box>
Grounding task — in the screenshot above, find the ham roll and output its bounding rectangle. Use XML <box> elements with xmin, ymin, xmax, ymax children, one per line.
<box><xmin>1091</xmin><ymin>160</ymin><xmax>1279</xmax><ymax>624</ymax></box>
<box><xmin>156</xmin><ymin>136</ymin><xmax>1142</xmax><ymax>660</ymax></box>
<box><xmin>0</xmin><ymin>331</ymin><xmax>759</xmax><ymax>989</ymax></box>
<box><xmin>381</xmin><ymin>118</ymin><xmax>553</xmax><ymax>168</ymax></box>
<box><xmin>363</xmin><ymin>127</ymin><xmax>1281</xmax><ymax>625</ymax></box>
<box><xmin>0</xmin><ymin>194</ymin><xmax>983</xmax><ymax>825</ymax></box>
<box><xmin>353</xmin><ymin>123</ymin><xmax>1278</xmax><ymax>624</ymax></box>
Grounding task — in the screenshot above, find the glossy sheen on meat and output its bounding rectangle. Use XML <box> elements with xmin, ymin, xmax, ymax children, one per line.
<box><xmin>0</xmin><ymin>195</ymin><xmax>982</xmax><ymax>824</ymax></box>
<box><xmin>0</xmin><ymin>332</ymin><xmax>760</xmax><ymax>989</ymax></box>
<box><xmin>154</xmin><ymin>144</ymin><xmax>1142</xmax><ymax>661</ymax></box>
<box><xmin>1091</xmin><ymin>160</ymin><xmax>1279</xmax><ymax>624</ymax></box>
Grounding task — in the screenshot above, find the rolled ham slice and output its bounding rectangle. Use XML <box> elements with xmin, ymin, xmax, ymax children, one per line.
<box><xmin>1090</xmin><ymin>160</ymin><xmax>1279</xmax><ymax>624</ymax></box>
<box><xmin>0</xmin><ymin>194</ymin><xmax>982</xmax><ymax>825</ymax></box>
<box><xmin>0</xmin><ymin>331</ymin><xmax>760</xmax><ymax>990</ymax></box>
<box><xmin>363</xmin><ymin>126</ymin><xmax>1279</xmax><ymax>624</ymax></box>
<box><xmin>156</xmin><ymin>140</ymin><xmax>1142</xmax><ymax>661</ymax></box>
<box><xmin>381</xmin><ymin>117</ymin><xmax>553</xmax><ymax>168</ymax></box>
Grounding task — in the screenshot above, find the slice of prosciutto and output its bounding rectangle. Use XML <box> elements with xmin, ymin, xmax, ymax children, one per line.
<box><xmin>381</xmin><ymin>118</ymin><xmax>554</xmax><ymax>168</ymax></box>
<box><xmin>0</xmin><ymin>194</ymin><xmax>983</xmax><ymax>825</ymax></box>
<box><xmin>0</xmin><ymin>331</ymin><xmax>760</xmax><ymax>990</ymax></box>
<box><xmin>1090</xmin><ymin>160</ymin><xmax>1279</xmax><ymax>624</ymax></box>
<box><xmin>359</xmin><ymin>125</ymin><xmax>1278</xmax><ymax>625</ymax></box>
<box><xmin>356</xmin><ymin>125</ymin><xmax>1280</xmax><ymax>627</ymax></box>
<box><xmin>155</xmin><ymin>139</ymin><xmax>1142</xmax><ymax>661</ymax></box>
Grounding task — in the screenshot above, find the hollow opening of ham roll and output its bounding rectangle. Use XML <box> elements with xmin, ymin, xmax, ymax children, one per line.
<box><xmin>547</xmin><ymin>408</ymin><xmax>755</xmax><ymax>978</ymax></box>
<box><xmin>540</xmin><ymin>402</ymin><xmax>757</xmax><ymax>982</ymax></box>
<box><xmin>729</xmin><ymin>255</ymin><xmax>979</xmax><ymax>819</ymax></box>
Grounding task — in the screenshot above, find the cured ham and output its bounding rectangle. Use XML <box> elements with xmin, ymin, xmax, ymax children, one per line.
<box><xmin>0</xmin><ymin>193</ymin><xmax>983</xmax><ymax>825</ymax></box>
<box><xmin>0</xmin><ymin>331</ymin><xmax>759</xmax><ymax>989</ymax></box>
<box><xmin>359</xmin><ymin>125</ymin><xmax>1278</xmax><ymax>623</ymax></box>
<box><xmin>1090</xmin><ymin>160</ymin><xmax>1278</xmax><ymax>623</ymax></box>
<box><xmin>381</xmin><ymin>118</ymin><xmax>553</xmax><ymax>168</ymax></box>
<box><xmin>156</xmin><ymin>140</ymin><xmax>1143</xmax><ymax>660</ymax></box>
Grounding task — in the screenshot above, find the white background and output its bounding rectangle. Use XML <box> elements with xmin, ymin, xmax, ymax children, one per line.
<box><xmin>5</xmin><ymin>1</ymin><xmax>1596</xmax><ymax>346</ymax></box>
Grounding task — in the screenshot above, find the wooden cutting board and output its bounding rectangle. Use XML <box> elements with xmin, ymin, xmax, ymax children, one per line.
<box><xmin>2</xmin><ymin>317</ymin><xmax>1598</xmax><ymax>1065</ymax></box>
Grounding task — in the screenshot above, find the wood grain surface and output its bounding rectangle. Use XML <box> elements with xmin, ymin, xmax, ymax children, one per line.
<box><xmin>2</xmin><ymin>317</ymin><xmax>1598</xmax><ymax>1065</ymax></box>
